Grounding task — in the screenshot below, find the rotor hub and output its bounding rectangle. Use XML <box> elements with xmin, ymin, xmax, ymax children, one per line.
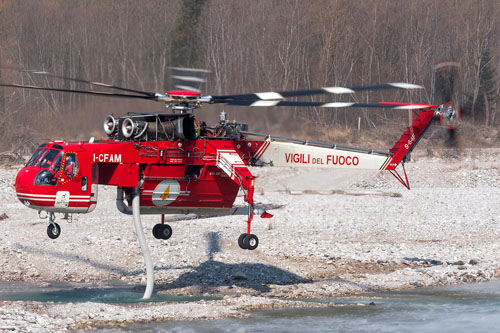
<box><xmin>165</xmin><ymin>90</ymin><xmax>201</xmax><ymax>112</ymax></box>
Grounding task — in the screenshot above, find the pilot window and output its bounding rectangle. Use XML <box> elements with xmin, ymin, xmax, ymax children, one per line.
<box><xmin>64</xmin><ymin>153</ymin><xmax>79</xmax><ymax>178</ymax></box>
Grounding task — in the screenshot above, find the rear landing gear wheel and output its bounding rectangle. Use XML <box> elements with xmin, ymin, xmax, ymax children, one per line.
<box><xmin>246</xmin><ymin>234</ymin><xmax>259</xmax><ymax>250</ymax></box>
<box><xmin>238</xmin><ymin>233</ymin><xmax>258</xmax><ymax>250</ymax></box>
<box><xmin>47</xmin><ymin>223</ymin><xmax>61</xmax><ymax>239</ymax></box>
<box><xmin>160</xmin><ymin>224</ymin><xmax>172</xmax><ymax>240</ymax></box>
<box><xmin>153</xmin><ymin>224</ymin><xmax>172</xmax><ymax>240</ymax></box>
<box><xmin>238</xmin><ymin>233</ymin><xmax>248</xmax><ymax>249</ymax></box>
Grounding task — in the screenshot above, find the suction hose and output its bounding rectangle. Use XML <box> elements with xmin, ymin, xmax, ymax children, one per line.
<box><xmin>131</xmin><ymin>188</ymin><xmax>154</xmax><ymax>299</ymax></box>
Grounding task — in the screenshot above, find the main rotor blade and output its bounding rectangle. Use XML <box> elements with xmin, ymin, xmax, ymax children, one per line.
<box><xmin>212</xmin><ymin>83</ymin><xmax>422</xmax><ymax>101</ymax></box>
<box><xmin>225</xmin><ymin>99</ymin><xmax>435</xmax><ymax>109</ymax></box>
<box><xmin>0</xmin><ymin>83</ymin><xmax>159</xmax><ymax>100</ymax></box>
<box><xmin>0</xmin><ymin>65</ymin><xmax>156</xmax><ymax>97</ymax></box>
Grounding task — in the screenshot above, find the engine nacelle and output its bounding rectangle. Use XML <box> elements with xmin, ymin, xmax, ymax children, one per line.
<box><xmin>121</xmin><ymin>118</ymin><xmax>148</xmax><ymax>139</ymax></box>
<box><xmin>104</xmin><ymin>113</ymin><xmax>199</xmax><ymax>141</ymax></box>
<box><xmin>103</xmin><ymin>114</ymin><xmax>118</xmax><ymax>136</ymax></box>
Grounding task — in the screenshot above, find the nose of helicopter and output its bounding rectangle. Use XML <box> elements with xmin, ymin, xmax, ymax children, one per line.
<box><xmin>14</xmin><ymin>167</ymin><xmax>40</xmax><ymax>207</ymax></box>
<box><xmin>15</xmin><ymin>167</ymin><xmax>30</xmax><ymax>192</ymax></box>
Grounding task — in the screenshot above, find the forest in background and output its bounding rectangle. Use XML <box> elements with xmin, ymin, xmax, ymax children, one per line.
<box><xmin>0</xmin><ymin>0</ymin><xmax>499</xmax><ymax>153</ymax></box>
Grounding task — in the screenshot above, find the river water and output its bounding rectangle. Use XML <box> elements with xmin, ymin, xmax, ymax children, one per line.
<box><xmin>117</xmin><ymin>281</ymin><xmax>500</xmax><ymax>333</ymax></box>
<box><xmin>1</xmin><ymin>280</ymin><xmax>499</xmax><ymax>332</ymax></box>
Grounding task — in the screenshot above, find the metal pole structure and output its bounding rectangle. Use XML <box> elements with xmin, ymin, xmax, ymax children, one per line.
<box><xmin>132</xmin><ymin>189</ymin><xmax>154</xmax><ymax>299</ymax></box>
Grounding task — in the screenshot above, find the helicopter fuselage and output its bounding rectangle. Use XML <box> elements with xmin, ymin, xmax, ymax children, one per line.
<box><xmin>14</xmin><ymin>138</ymin><xmax>264</xmax><ymax>215</ymax></box>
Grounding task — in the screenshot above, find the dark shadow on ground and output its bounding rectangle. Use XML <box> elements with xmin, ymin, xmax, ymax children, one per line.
<box><xmin>153</xmin><ymin>232</ymin><xmax>306</xmax><ymax>293</ymax></box>
<box><xmin>152</xmin><ymin>232</ymin><xmax>372</xmax><ymax>295</ymax></box>
<box><xmin>157</xmin><ymin>260</ymin><xmax>307</xmax><ymax>293</ymax></box>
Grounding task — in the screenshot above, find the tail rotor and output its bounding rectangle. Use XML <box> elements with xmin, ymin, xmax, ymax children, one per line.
<box><xmin>434</xmin><ymin>60</ymin><xmax>461</xmax><ymax>147</ymax></box>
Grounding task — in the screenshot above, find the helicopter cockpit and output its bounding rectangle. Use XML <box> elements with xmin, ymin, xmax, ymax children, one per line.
<box><xmin>15</xmin><ymin>142</ymin><xmax>95</xmax><ymax>239</ymax></box>
<box><xmin>25</xmin><ymin>143</ymin><xmax>79</xmax><ymax>186</ymax></box>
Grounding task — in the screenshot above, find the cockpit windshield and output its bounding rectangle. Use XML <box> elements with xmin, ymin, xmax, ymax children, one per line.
<box><xmin>26</xmin><ymin>148</ymin><xmax>45</xmax><ymax>167</ymax></box>
<box><xmin>39</xmin><ymin>149</ymin><xmax>61</xmax><ymax>169</ymax></box>
<box><xmin>26</xmin><ymin>146</ymin><xmax>63</xmax><ymax>170</ymax></box>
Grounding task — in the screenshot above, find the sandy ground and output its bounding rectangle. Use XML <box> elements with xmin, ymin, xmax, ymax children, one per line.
<box><xmin>1</xmin><ymin>147</ymin><xmax>500</xmax><ymax>330</ymax></box>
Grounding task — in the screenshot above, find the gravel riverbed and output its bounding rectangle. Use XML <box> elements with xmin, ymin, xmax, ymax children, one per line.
<box><xmin>1</xmin><ymin>148</ymin><xmax>499</xmax><ymax>330</ymax></box>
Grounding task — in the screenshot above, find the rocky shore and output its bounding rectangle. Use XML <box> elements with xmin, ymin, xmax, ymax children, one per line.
<box><xmin>1</xmin><ymin>148</ymin><xmax>499</xmax><ymax>330</ymax></box>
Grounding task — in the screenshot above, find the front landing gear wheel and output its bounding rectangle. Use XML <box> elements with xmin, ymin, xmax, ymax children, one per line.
<box><xmin>246</xmin><ymin>234</ymin><xmax>259</xmax><ymax>250</ymax></box>
<box><xmin>47</xmin><ymin>223</ymin><xmax>61</xmax><ymax>239</ymax></box>
<box><xmin>153</xmin><ymin>224</ymin><xmax>172</xmax><ymax>240</ymax></box>
<box><xmin>238</xmin><ymin>233</ymin><xmax>248</xmax><ymax>249</ymax></box>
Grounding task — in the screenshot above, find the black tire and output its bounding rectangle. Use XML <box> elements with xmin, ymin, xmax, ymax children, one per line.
<box><xmin>246</xmin><ymin>234</ymin><xmax>259</xmax><ymax>250</ymax></box>
<box><xmin>152</xmin><ymin>224</ymin><xmax>163</xmax><ymax>239</ymax></box>
<box><xmin>160</xmin><ymin>224</ymin><xmax>172</xmax><ymax>240</ymax></box>
<box><xmin>238</xmin><ymin>233</ymin><xmax>248</xmax><ymax>249</ymax></box>
<box><xmin>47</xmin><ymin>223</ymin><xmax>61</xmax><ymax>239</ymax></box>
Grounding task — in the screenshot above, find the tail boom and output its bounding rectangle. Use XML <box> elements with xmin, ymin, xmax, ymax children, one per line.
<box><xmin>253</xmin><ymin>140</ymin><xmax>391</xmax><ymax>170</ymax></box>
<box><xmin>384</xmin><ymin>108</ymin><xmax>436</xmax><ymax>170</ymax></box>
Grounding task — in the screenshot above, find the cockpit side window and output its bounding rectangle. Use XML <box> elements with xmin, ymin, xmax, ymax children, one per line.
<box><xmin>26</xmin><ymin>148</ymin><xmax>46</xmax><ymax>167</ymax></box>
<box><xmin>39</xmin><ymin>149</ymin><xmax>62</xmax><ymax>169</ymax></box>
<box><xmin>64</xmin><ymin>153</ymin><xmax>79</xmax><ymax>179</ymax></box>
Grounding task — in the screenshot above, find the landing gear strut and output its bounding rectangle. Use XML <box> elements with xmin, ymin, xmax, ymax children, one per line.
<box><xmin>216</xmin><ymin>156</ymin><xmax>261</xmax><ymax>251</ymax></box>
<box><xmin>239</xmin><ymin>176</ymin><xmax>259</xmax><ymax>250</ymax></box>
<box><xmin>46</xmin><ymin>212</ymin><xmax>61</xmax><ymax>239</ymax></box>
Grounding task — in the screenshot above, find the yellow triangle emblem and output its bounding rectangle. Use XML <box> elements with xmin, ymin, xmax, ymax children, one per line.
<box><xmin>160</xmin><ymin>185</ymin><xmax>171</xmax><ymax>200</ymax></box>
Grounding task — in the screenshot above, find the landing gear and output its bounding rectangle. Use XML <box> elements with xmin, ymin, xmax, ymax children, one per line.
<box><xmin>152</xmin><ymin>223</ymin><xmax>172</xmax><ymax>240</ymax></box>
<box><xmin>246</xmin><ymin>234</ymin><xmax>259</xmax><ymax>250</ymax></box>
<box><xmin>238</xmin><ymin>233</ymin><xmax>248</xmax><ymax>249</ymax></box>
<box><xmin>216</xmin><ymin>160</ymin><xmax>261</xmax><ymax>250</ymax></box>
<box><xmin>153</xmin><ymin>224</ymin><xmax>162</xmax><ymax>239</ymax></box>
<box><xmin>43</xmin><ymin>212</ymin><xmax>61</xmax><ymax>239</ymax></box>
<box><xmin>153</xmin><ymin>214</ymin><xmax>172</xmax><ymax>240</ymax></box>
<box><xmin>238</xmin><ymin>233</ymin><xmax>259</xmax><ymax>250</ymax></box>
<box><xmin>47</xmin><ymin>222</ymin><xmax>61</xmax><ymax>239</ymax></box>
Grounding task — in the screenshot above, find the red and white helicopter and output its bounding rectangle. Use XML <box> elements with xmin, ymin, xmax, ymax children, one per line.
<box><xmin>1</xmin><ymin>67</ymin><xmax>459</xmax><ymax>298</ymax></box>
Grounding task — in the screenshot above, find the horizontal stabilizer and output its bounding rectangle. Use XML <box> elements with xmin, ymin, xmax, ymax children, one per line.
<box><xmin>260</xmin><ymin>211</ymin><xmax>274</xmax><ymax>218</ymax></box>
